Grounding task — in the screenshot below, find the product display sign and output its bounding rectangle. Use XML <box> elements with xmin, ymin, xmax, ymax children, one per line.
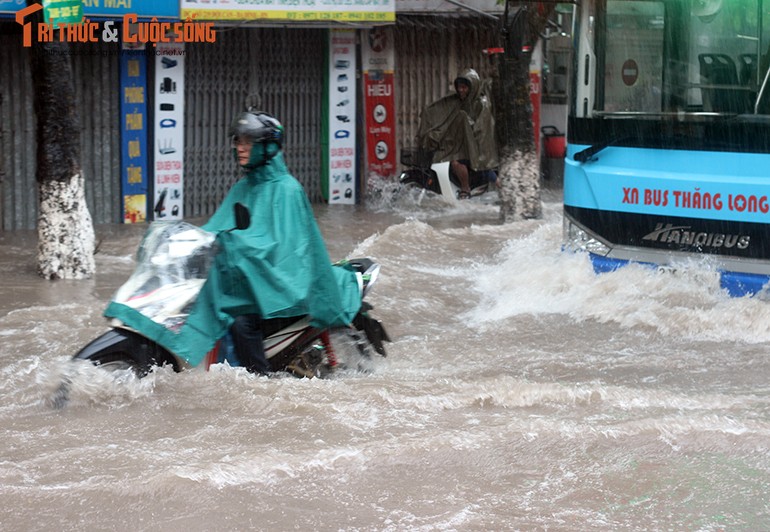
<box><xmin>361</xmin><ymin>26</ymin><xmax>396</xmax><ymax>180</ymax></box>
<box><xmin>153</xmin><ymin>41</ymin><xmax>185</xmax><ymax>220</ymax></box>
<box><xmin>328</xmin><ymin>29</ymin><xmax>356</xmax><ymax>205</ymax></box>
<box><xmin>119</xmin><ymin>44</ymin><xmax>149</xmax><ymax>223</ymax></box>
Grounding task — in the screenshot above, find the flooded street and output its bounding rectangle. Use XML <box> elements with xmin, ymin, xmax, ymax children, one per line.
<box><xmin>2</xmin><ymin>187</ymin><xmax>770</xmax><ymax>531</ymax></box>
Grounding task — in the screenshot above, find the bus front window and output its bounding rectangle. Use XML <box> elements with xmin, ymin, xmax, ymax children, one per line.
<box><xmin>602</xmin><ymin>1</ymin><xmax>665</xmax><ymax>113</ymax></box>
<box><xmin>597</xmin><ymin>0</ymin><xmax>761</xmax><ymax>116</ymax></box>
<box><xmin>688</xmin><ymin>0</ymin><xmax>759</xmax><ymax>114</ymax></box>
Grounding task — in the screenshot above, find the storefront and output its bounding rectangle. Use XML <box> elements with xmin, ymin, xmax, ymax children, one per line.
<box><xmin>0</xmin><ymin>1</ymin><xmax>503</xmax><ymax>230</ymax></box>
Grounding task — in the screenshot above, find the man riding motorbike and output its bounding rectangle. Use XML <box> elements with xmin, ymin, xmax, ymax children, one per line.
<box><xmin>416</xmin><ymin>68</ymin><xmax>499</xmax><ymax>199</ymax></box>
<box><xmin>103</xmin><ymin>110</ymin><xmax>362</xmax><ymax>372</ymax></box>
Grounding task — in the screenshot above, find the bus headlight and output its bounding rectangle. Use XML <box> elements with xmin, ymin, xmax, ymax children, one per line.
<box><xmin>563</xmin><ymin>216</ymin><xmax>611</xmax><ymax>256</ymax></box>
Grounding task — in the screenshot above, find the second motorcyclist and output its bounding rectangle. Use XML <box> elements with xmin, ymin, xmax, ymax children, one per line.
<box><xmin>416</xmin><ymin>68</ymin><xmax>499</xmax><ymax>199</ymax></box>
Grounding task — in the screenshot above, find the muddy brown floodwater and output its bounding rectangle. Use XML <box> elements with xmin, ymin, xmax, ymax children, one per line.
<box><xmin>2</xmin><ymin>189</ymin><xmax>770</xmax><ymax>530</ymax></box>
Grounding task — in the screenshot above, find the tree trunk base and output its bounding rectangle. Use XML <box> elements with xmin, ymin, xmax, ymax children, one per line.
<box><xmin>37</xmin><ymin>173</ymin><xmax>96</xmax><ymax>280</ymax></box>
<box><xmin>497</xmin><ymin>150</ymin><xmax>542</xmax><ymax>223</ymax></box>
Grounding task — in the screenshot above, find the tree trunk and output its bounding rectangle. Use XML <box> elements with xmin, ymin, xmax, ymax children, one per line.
<box><xmin>495</xmin><ymin>2</ymin><xmax>554</xmax><ymax>222</ymax></box>
<box><xmin>37</xmin><ymin>174</ymin><xmax>95</xmax><ymax>279</ymax></box>
<box><xmin>27</xmin><ymin>1</ymin><xmax>95</xmax><ymax>279</ymax></box>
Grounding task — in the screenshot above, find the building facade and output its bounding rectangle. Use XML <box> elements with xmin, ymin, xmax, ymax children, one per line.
<box><xmin>0</xmin><ymin>1</ymin><xmax>507</xmax><ymax>229</ymax></box>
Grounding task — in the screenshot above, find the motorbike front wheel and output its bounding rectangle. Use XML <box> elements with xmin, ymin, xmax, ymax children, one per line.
<box><xmin>87</xmin><ymin>351</ymin><xmax>144</xmax><ymax>373</ymax></box>
<box><xmin>49</xmin><ymin>330</ymin><xmax>176</xmax><ymax>409</ymax></box>
<box><xmin>73</xmin><ymin>329</ymin><xmax>178</xmax><ymax>377</ymax></box>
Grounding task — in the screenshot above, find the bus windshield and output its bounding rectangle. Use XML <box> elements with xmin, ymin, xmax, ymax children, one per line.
<box><xmin>579</xmin><ymin>0</ymin><xmax>769</xmax><ymax>118</ymax></box>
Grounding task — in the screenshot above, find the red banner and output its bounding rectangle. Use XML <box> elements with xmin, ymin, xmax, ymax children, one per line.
<box><xmin>530</xmin><ymin>70</ymin><xmax>541</xmax><ymax>156</ymax></box>
<box><xmin>362</xmin><ymin>27</ymin><xmax>396</xmax><ymax>180</ymax></box>
<box><xmin>364</xmin><ymin>71</ymin><xmax>396</xmax><ymax>178</ymax></box>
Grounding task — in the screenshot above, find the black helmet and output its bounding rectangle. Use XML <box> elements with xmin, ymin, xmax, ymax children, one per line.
<box><xmin>229</xmin><ymin>109</ymin><xmax>284</xmax><ymax>148</ymax></box>
<box><xmin>230</xmin><ymin>109</ymin><xmax>284</xmax><ymax>170</ymax></box>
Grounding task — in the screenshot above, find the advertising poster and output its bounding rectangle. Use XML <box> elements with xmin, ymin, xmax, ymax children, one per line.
<box><xmin>119</xmin><ymin>44</ymin><xmax>148</xmax><ymax>223</ymax></box>
<box><xmin>328</xmin><ymin>29</ymin><xmax>356</xmax><ymax>205</ymax></box>
<box><xmin>153</xmin><ymin>41</ymin><xmax>185</xmax><ymax>220</ymax></box>
<box><xmin>361</xmin><ymin>26</ymin><xmax>396</xmax><ymax>180</ymax></box>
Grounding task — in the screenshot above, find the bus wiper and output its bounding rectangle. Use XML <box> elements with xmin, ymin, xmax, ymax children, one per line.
<box><xmin>574</xmin><ymin>137</ymin><xmax>630</xmax><ymax>163</ymax></box>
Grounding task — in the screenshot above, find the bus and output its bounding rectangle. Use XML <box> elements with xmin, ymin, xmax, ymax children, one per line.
<box><xmin>562</xmin><ymin>0</ymin><xmax>770</xmax><ymax>296</ymax></box>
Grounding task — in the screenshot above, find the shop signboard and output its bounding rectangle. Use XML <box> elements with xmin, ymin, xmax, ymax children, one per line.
<box><xmin>120</xmin><ymin>43</ymin><xmax>148</xmax><ymax>223</ymax></box>
<box><xmin>42</xmin><ymin>0</ymin><xmax>82</xmax><ymax>25</ymax></box>
<box><xmin>327</xmin><ymin>29</ymin><xmax>356</xmax><ymax>205</ymax></box>
<box><xmin>153</xmin><ymin>40</ymin><xmax>185</xmax><ymax>220</ymax></box>
<box><xmin>1</xmin><ymin>0</ymin><xmax>178</xmax><ymax>19</ymax></box>
<box><xmin>180</xmin><ymin>0</ymin><xmax>394</xmax><ymax>23</ymax></box>
<box><xmin>361</xmin><ymin>26</ymin><xmax>396</xmax><ymax>180</ymax></box>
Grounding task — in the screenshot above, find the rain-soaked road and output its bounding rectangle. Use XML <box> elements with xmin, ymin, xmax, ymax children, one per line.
<box><xmin>2</xmin><ymin>187</ymin><xmax>770</xmax><ymax>530</ymax></box>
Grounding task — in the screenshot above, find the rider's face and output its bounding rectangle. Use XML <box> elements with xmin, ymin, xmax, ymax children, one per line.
<box><xmin>456</xmin><ymin>83</ymin><xmax>469</xmax><ymax>100</ymax></box>
<box><xmin>233</xmin><ymin>137</ymin><xmax>254</xmax><ymax>166</ymax></box>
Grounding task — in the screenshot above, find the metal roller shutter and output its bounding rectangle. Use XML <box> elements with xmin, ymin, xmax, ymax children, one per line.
<box><xmin>184</xmin><ymin>27</ymin><xmax>327</xmax><ymax>219</ymax></box>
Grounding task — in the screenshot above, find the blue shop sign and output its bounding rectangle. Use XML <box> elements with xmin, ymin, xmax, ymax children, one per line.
<box><xmin>119</xmin><ymin>49</ymin><xmax>149</xmax><ymax>223</ymax></box>
<box><xmin>0</xmin><ymin>0</ymin><xmax>24</xmax><ymax>15</ymax></box>
<box><xmin>1</xmin><ymin>0</ymin><xmax>179</xmax><ymax>19</ymax></box>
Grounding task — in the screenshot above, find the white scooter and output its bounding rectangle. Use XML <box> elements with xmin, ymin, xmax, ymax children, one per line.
<box><xmin>397</xmin><ymin>148</ymin><xmax>495</xmax><ymax>201</ymax></box>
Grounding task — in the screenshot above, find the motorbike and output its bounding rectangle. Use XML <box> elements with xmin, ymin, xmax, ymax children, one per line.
<box><xmin>68</xmin><ymin>203</ymin><xmax>390</xmax><ymax>382</ymax></box>
<box><xmin>398</xmin><ymin>148</ymin><xmax>496</xmax><ymax>201</ymax></box>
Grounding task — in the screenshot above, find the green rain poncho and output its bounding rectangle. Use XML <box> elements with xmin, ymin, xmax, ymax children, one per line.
<box><xmin>105</xmin><ymin>153</ymin><xmax>362</xmax><ymax>367</ymax></box>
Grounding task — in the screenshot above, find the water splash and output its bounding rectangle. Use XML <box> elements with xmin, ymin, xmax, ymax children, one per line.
<box><xmin>465</xmin><ymin>219</ymin><xmax>770</xmax><ymax>343</ymax></box>
<box><xmin>40</xmin><ymin>358</ymin><xmax>159</xmax><ymax>409</ymax></box>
